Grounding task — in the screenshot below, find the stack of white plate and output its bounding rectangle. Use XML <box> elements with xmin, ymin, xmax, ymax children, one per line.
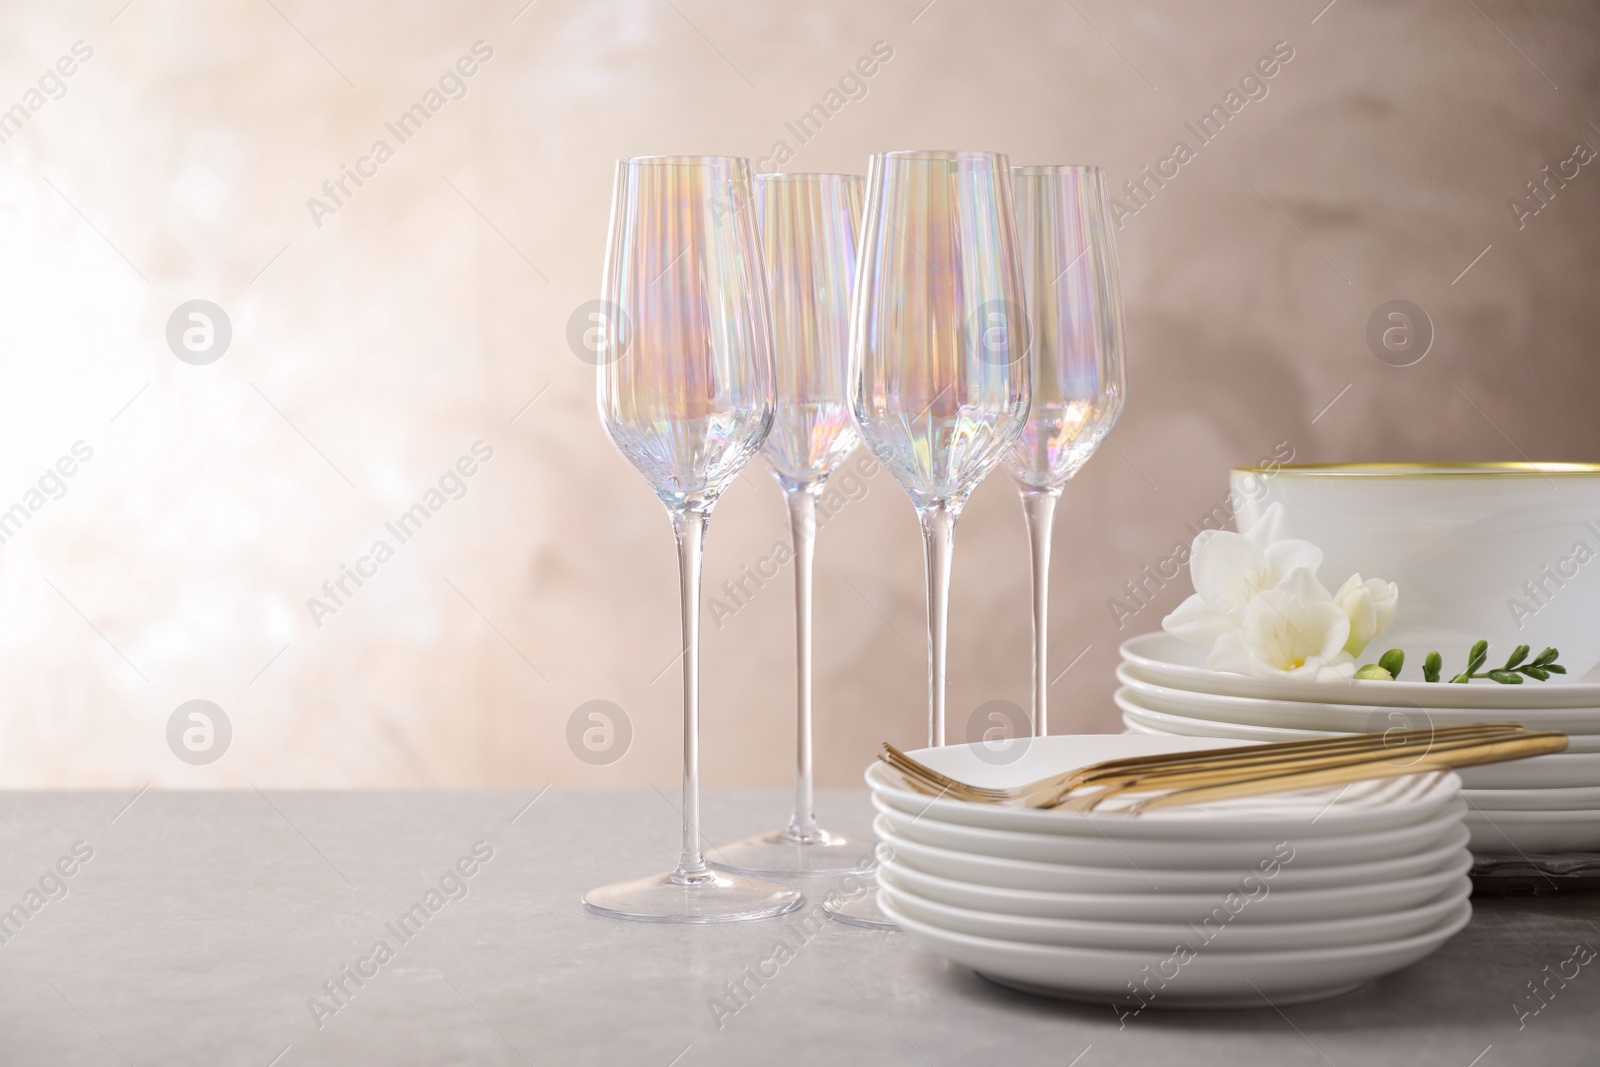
<box><xmin>1118</xmin><ymin>631</ymin><xmax>1600</xmax><ymax>854</ymax></box>
<box><xmin>868</xmin><ymin>734</ymin><xmax>1473</xmax><ymax>1008</ymax></box>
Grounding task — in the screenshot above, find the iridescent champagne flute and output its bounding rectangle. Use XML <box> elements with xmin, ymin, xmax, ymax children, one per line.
<box><xmin>826</xmin><ymin>150</ymin><xmax>1031</xmax><ymax>928</ymax></box>
<box><xmin>585</xmin><ymin>156</ymin><xmax>801</xmax><ymax>923</ymax></box>
<box><xmin>713</xmin><ymin>174</ymin><xmax>877</xmax><ymax>877</ymax></box>
<box><xmin>1004</xmin><ymin>166</ymin><xmax>1126</xmax><ymax>737</ymax></box>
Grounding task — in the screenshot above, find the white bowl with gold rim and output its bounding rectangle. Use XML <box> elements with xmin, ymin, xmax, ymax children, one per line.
<box><xmin>1232</xmin><ymin>463</ymin><xmax>1600</xmax><ymax>679</ymax></box>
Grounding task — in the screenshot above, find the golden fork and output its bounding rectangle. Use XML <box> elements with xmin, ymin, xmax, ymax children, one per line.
<box><xmin>881</xmin><ymin>724</ymin><xmax>1524</xmax><ymax>804</ymax></box>
<box><xmin>1115</xmin><ymin>731</ymin><xmax>1568</xmax><ymax>814</ymax></box>
<box><xmin>881</xmin><ymin>723</ymin><xmax>1563</xmax><ymax>813</ymax></box>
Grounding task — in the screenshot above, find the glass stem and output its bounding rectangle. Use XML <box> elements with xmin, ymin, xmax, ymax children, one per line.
<box><xmin>918</xmin><ymin>503</ymin><xmax>957</xmax><ymax>748</ymax></box>
<box><xmin>1020</xmin><ymin>488</ymin><xmax>1060</xmax><ymax>737</ymax></box>
<box><xmin>784</xmin><ymin>484</ymin><xmax>822</xmax><ymax>843</ymax></box>
<box><xmin>670</xmin><ymin>505</ymin><xmax>714</xmax><ymax>885</ymax></box>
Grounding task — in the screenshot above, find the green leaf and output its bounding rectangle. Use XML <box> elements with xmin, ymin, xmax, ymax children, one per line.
<box><xmin>1378</xmin><ymin>649</ymin><xmax>1405</xmax><ymax>678</ymax></box>
<box><xmin>1467</xmin><ymin>640</ymin><xmax>1489</xmax><ymax>673</ymax></box>
<box><xmin>1546</xmin><ymin>664</ymin><xmax>1567</xmax><ymax>674</ymax></box>
<box><xmin>1423</xmin><ymin>652</ymin><xmax>1442</xmax><ymax>683</ymax></box>
<box><xmin>1487</xmin><ymin>669</ymin><xmax>1524</xmax><ymax>684</ymax></box>
<box><xmin>1505</xmin><ymin>644</ymin><xmax>1530</xmax><ymax>669</ymax></box>
<box><xmin>1525</xmin><ymin>667</ymin><xmax>1550</xmax><ymax>681</ymax></box>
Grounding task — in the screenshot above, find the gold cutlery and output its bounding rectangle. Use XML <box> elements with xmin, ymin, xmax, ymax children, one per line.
<box><xmin>881</xmin><ymin>723</ymin><xmax>1565</xmax><ymax>813</ymax></box>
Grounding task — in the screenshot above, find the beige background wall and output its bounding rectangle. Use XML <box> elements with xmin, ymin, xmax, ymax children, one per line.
<box><xmin>1</xmin><ymin>0</ymin><xmax>1597</xmax><ymax>789</ymax></box>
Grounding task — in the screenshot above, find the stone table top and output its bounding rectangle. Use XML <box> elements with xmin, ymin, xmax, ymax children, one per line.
<box><xmin>1</xmin><ymin>789</ymin><xmax>1595</xmax><ymax>1066</ymax></box>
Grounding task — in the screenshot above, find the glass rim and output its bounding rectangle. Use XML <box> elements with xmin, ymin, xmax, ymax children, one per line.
<box><xmin>1012</xmin><ymin>164</ymin><xmax>1105</xmax><ymax>176</ymax></box>
<box><xmin>1232</xmin><ymin>462</ymin><xmax>1600</xmax><ymax>477</ymax></box>
<box><xmin>875</xmin><ymin>149</ymin><xmax>1010</xmax><ymax>163</ymax></box>
<box><xmin>621</xmin><ymin>154</ymin><xmax>749</xmax><ymax>167</ymax></box>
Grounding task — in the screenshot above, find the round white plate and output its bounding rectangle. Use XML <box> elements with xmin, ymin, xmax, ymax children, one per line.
<box><xmin>876</xmin><ymin>838</ymin><xmax>1473</xmax><ymax>923</ymax></box>
<box><xmin>880</xmin><ymin>893</ymin><xmax>1473</xmax><ymax>1009</ymax></box>
<box><xmin>1121</xmin><ymin>631</ymin><xmax>1600</xmax><ymax>709</ymax></box>
<box><xmin>1456</xmin><ymin>751</ymin><xmax>1600</xmax><ymax>787</ymax></box>
<box><xmin>880</xmin><ymin>872</ymin><xmax>1472</xmax><ymax>952</ymax></box>
<box><xmin>867</xmin><ymin>734</ymin><xmax>1461</xmax><ymax>840</ymax></box>
<box><xmin>1462</xmin><ymin>784</ymin><xmax>1600</xmax><ymax>811</ymax></box>
<box><xmin>1116</xmin><ymin>664</ymin><xmax>1600</xmax><ymax>735</ymax></box>
<box><xmin>1120</xmin><ymin>707</ymin><xmax>1600</xmax><ymax>755</ymax></box>
<box><xmin>872</xmin><ymin>798</ymin><xmax>1468</xmax><ymax>872</ymax></box>
<box><xmin>1116</xmin><ymin>692</ymin><xmax>1600</xmax><ymax>782</ymax></box>
<box><xmin>876</xmin><ymin>825</ymin><xmax>1472</xmax><ymax>902</ymax></box>
<box><xmin>1464</xmin><ymin>808</ymin><xmax>1600</xmax><ymax>853</ymax></box>
<box><xmin>1117</xmin><ymin>693</ymin><xmax>1343</xmax><ymax>741</ymax></box>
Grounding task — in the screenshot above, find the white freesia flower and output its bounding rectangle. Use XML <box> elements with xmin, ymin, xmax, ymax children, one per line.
<box><xmin>1333</xmin><ymin>574</ymin><xmax>1400</xmax><ymax>657</ymax></box>
<box><xmin>1162</xmin><ymin>503</ymin><xmax>1323</xmax><ymax>643</ymax></box>
<box><xmin>1206</xmin><ymin>568</ymin><xmax>1357</xmax><ymax>680</ymax></box>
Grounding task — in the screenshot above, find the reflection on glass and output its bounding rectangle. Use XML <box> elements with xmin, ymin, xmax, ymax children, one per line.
<box><xmin>586</xmin><ymin>155</ymin><xmax>801</xmax><ymax>924</ymax></box>
<box><xmin>1003</xmin><ymin>165</ymin><xmax>1127</xmax><ymax>736</ymax></box>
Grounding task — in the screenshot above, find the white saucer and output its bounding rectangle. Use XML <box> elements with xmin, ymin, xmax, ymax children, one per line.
<box><xmin>879</xmin><ymin>872</ymin><xmax>1472</xmax><ymax>952</ymax></box>
<box><xmin>1116</xmin><ymin>691</ymin><xmax>1600</xmax><ymax>783</ymax></box>
<box><xmin>875</xmin><ymin>842</ymin><xmax>1473</xmax><ymax>923</ymax></box>
<box><xmin>868</xmin><ymin>734</ymin><xmax>1461</xmax><ymax>839</ymax></box>
<box><xmin>880</xmin><ymin>893</ymin><xmax>1472</xmax><ymax>1009</ymax></box>
<box><xmin>1461</xmin><ymin>784</ymin><xmax>1600</xmax><ymax>811</ymax></box>
<box><xmin>1121</xmin><ymin>632</ymin><xmax>1600</xmax><ymax>709</ymax></box>
<box><xmin>872</xmin><ymin>799</ymin><xmax>1468</xmax><ymax>873</ymax></box>
<box><xmin>1464</xmin><ymin>807</ymin><xmax>1600</xmax><ymax>852</ymax></box>
<box><xmin>873</xmin><ymin>824</ymin><xmax>1470</xmax><ymax>901</ymax></box>
<box><xmin>1116</xmin><ymin>663</ymin><xmax>1600</xmax><ymax>734</ymax></box>
<box><xmin>1117</xmin><ymin>693</ymin><xmax>1342</xmax><ymax>741</ymax></box>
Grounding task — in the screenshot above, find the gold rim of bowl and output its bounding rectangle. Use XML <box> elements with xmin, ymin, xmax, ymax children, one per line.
<box><xmin>1232</xmin><ymin>462</ymin><xmax>1600</xmax><ymax>477</ymax></box>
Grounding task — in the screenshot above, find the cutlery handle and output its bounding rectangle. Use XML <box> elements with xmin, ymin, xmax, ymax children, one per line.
<box><xmin>1046</xmin><ymin>723</ymin><xmax>1525</xmax><ymax>799</ymax></box>
<box><xmin>1119</xmin><ymin>733</ymin><xmax>1570</xmax><ymax>814</ymax></box>
<box><xmin>1073</xmin><ymin>729</ymin><xmax>1542</xmax><ymax>808</ymax></box>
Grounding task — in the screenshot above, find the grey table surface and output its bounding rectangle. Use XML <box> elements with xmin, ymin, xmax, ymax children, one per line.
<box><xmin>0</xmin><ymin>788</ymin><xmax>1596</xmax><ymax>1067</ymax></box>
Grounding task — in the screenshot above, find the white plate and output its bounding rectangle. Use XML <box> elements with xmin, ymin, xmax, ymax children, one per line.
<box><xmin>1456</xmin><ymin>752</ymin><xmax>1600</xmax><ymax>787</ymax></box>
<box><xmin>1117</xmin><ymin>664</ymin><xmax>1600</xmax><ymax>735</ymax></box>
<box><xmin>880</xmin><ymin>872</ymin><xmax>1472</xmax><ymax>952</ymax></box>
<box><xmin>1464</xmin><ymin>808</ymin><xmax>1600</xmax><ymax>853</ymax></box>
<box><xmin>873</xmin><ymin>798</ymin><xmax>1468</xmax><ymax>872</ymax></box>
<box><xmin>1116</xmin><ymin>692</ymin><xmax>1600</xmax><ymax>784</ymax></box>
<box><xmin>867</xmin><ymin>734</ymin><xmax>1461</xmax><ymax>839</ymax></box>
<box><xmin>876</xmin><ymin>837</ymin><xmax>1473</xmax><ymax>922</ymax></box>
<box><xmin>1462</xmin><ymin>785</ymin><xmax>1600</xmax><ymax>811</ymax></box>
<box><xmin>876</xmin><ymin>825</ymin><xmax>1472</xmax><ymax>902</ymax></box>
<box><xmin>1117</xmin><ymin>693</ymin><xmax>1342</xmax><ymax>741</ymax></box>
<box><xmin>881</xmin><ymin>894</ymin><xmax>1473</xmax><ymax>1009</ymax></box>
<box><xmin>1120</xmin><ymin>703</ymin><xmax>1600</xmax><ymax>755</ymax></box>
<box><xmin>1121</xmin><ymin>631</ymin><xmax>1600</xmax><ymax>709</ymax></box>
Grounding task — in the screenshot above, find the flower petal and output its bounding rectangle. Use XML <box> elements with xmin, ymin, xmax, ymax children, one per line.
<box><xmin>1334</xmin><ymin>573</ymin><xmax>1379</xmax><ymax>657</ymax></box>
<box><xmin>1264</xmin><ymin>539</ymin><xmax>1324</xmax><ymax>588</ymax></box>
<box><xmin>1206</xmin><ymin>629</ymin><xmax>1263</xmax><ymax>676</ymax></box>
<box><xmin>1242</xmin><ymin>501</ymin><xmax>1288</xmax><ymax>547</ymax></box>
<box><xmin>1314</xmin><ymin>653</ymin><xmax>1358</xmax><ymax>681</ymax></box>
<box><xmin>1162</xmin><ymin>593</ymin><xmax>1240</xmax><ymax>644</ymax></box>
<box><xmin>1242</xmin><ymin>586</ymin><xmax>1350</xmax><ymax>668</ymax></box>
<box><xmin>1191</xmin><ymin>530</ymin><xmax>1268</xmax><ymax>608</ymax></box>
<box><xmin>1277</xmin><ymin>566</ymin><xmax>1335</xmax><ymax>605</ymax></box>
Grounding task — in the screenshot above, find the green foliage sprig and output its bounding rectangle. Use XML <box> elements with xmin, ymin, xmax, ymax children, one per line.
<box><xmin>1354</xmin><ymin>641</ymin><xmax>1565</xmax><ymax>684</ymax></box>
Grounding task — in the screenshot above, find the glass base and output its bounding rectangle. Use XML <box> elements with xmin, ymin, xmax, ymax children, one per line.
<box><xmin>583</xmin><ymin>868</ymin><xmax>803</xmax><ymax>924</ymax></box>
<box><xmin>822</xmin><ymin>884</ymin><xmax>898</xmax><ymax>931</ymax></box>
<box><xmin>709</xmin><ymin>828</ymin><xmax>878</xmax><ymax>878</ymax></box>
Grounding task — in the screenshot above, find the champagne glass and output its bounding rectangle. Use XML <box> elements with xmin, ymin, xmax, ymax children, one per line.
<box><xmin>1004</xmin><ymin>166</ymin><xmax>1127</xmax><ymax>737</ymax></box>
<box><xmin>826</xmin><ymin>150</ymin><xmax>1031</xmax><ymax>928</ymax></box>
<box><xmin>585</xmin><ymin>156</ymin><xmax>801</xmax><ymax>923</ymax></box>
<box><xmin>712</xmin><ymin>173</ymin><xmax>877</xmax><ymax>877</ymax></box>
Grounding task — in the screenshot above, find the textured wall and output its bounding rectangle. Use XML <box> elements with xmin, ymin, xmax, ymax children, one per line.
<box><xmin>1</xmin><ymin>0</ymin><xmax>1597</xmax><ymax>789</ymax></box>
